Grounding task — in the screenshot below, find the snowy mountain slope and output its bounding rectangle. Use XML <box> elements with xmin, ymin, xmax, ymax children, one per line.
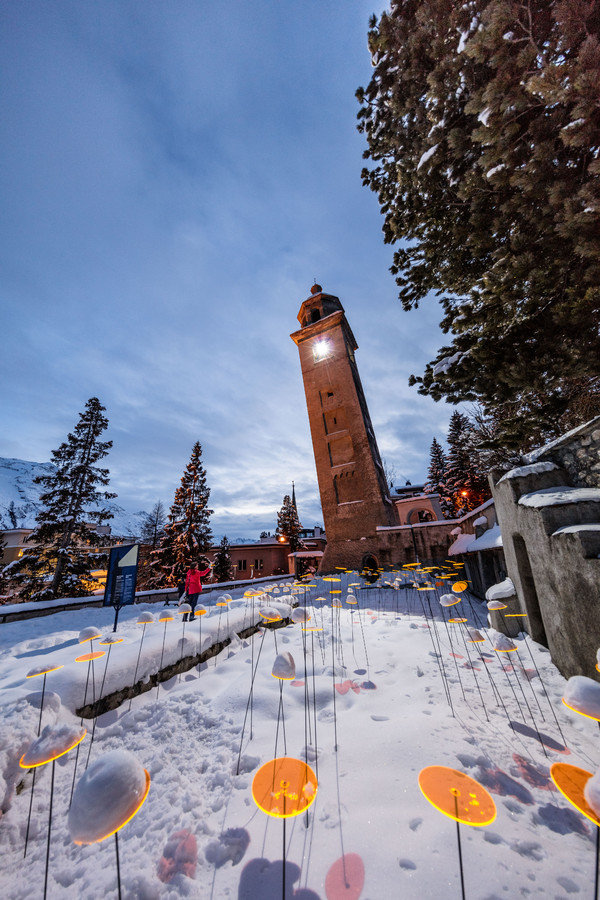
<box><xmin>0</xmin><ymin>457</ymin><xmax>147</xmax><ymax>537</ymax></box>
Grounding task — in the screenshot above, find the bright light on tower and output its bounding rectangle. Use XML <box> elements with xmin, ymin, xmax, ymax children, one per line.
<box><xmin>312</xmin><ymin>339</ymin><xmax>331</xmax><ymax>361</ymax></box>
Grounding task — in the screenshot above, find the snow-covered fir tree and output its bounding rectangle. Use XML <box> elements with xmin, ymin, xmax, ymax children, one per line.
<box><xmin>357</xmin><ymin>0</ymin><xmax>600</xmax><ymax>447</ymax></box>
<box><xmin>150</xmin><ymin>442</ymin><xmax>213</xmax><ymax>587</ymax></box>
<box><xmin>10</xmin><ymin>397</ymin><xmax>115</xmax><ymax>601</ymax></box>
<box><xmin>275</xmin><ymin>494</ymin><xmax>303</xmax><ymax>553</ymax></box>
<box><xmin>212</xmin><ymin>536</ymin><xmax>233</xmax><ymax>583</ymax></box>
<box><xmin>423</xmin><ymin>437</ymin><xmax>453</xmax><ymax>518</ymax></box>
<box><xmin>445</xmin><ymin>411</ymin><xmax>490</xmax><ymax>516</ymax></box>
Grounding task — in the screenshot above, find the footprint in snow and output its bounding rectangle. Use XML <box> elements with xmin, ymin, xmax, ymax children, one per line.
<box><xmin>370</xmin><ymin>715</ymin><xmax>389</xmax><ymax>721</ymax></box>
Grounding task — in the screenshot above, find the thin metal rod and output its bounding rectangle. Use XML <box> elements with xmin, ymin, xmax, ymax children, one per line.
<box><xmin>43</xmin><ymin>760</ymin><xmax>55</xmax><ymax>900</ymax></box>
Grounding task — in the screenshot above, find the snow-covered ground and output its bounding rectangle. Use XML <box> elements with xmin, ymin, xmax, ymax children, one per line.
<box><xmin>0</xmin><ymin>572</ymin><xmax>598</xmax><ymax>899</ymax></box>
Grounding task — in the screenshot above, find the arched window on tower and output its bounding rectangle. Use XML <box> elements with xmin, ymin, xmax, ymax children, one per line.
<box><xmin>310</xmin><ymin>308</ymin><xmax>321</xmax><ymax>323</ymax></box>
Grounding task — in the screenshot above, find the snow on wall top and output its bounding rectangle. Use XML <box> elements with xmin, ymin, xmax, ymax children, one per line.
<box><xmin>518</xmin><ymin>486</ymin><xmax>600</xmax><ymax>508</ymax></box>
<box><xmin>552</xmin><ymin>524</ymin><xmax>600</xmax><ymax>536</ymax></box>
<box><xmin>498</xmin><ymin>461</ymin><xmax>558</xmax><ymax>483</ymax></box>
<box><xmin>486</xmin><ymin>577</ymin><xmax>515</xmax><ymax>601</ymax></box>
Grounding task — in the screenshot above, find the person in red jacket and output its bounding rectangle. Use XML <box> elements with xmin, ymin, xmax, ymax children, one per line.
<box><xmin>183</xmin><ymin>560</ymin><xmax>211</xmax><ymax>621</ymax></box>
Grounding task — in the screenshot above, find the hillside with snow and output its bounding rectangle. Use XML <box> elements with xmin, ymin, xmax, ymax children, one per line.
<box><xmin>0</xmin><ymin>458</ymin><xmax>148</xmax><ymax>538</ymax></box>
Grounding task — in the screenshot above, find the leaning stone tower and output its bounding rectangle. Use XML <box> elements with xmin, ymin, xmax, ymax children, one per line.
<box><xmin>290</xmin><ymin>285</ymin><xmax>398</xmax><ymax>571</ymax></box>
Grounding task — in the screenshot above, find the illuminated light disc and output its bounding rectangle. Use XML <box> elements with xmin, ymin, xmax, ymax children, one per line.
<box><xmin>452</xmin><ymin>581</ymin><xmax>468</xmax><ymax>593</ymax></box>
<box><xmin>448</xmin><ymin>618</ymin><xmax>468</xmax><ymax>624</ymax></box>
<box><xmin>252</xmin><ymin>757</ymin><xmax>317</xmax><ymax>819</ymax></box>
<box><xmin>418</xmin><ymin>766</ymin><xmax>496</xmax><ymax>826</ymax></box>
<box><xmin>322</xmin><ymin>577</ymin><xmax>341</xmax><ymax>582</ymax></box>
<box><xmin>26</xmin><ymin>664</ymin><xmax>64</xmax><ymax>678</ymax></box>
<box><xmin>216</xmin><ymin>602</ymin><xmax>228</xmax><ymax>607</ymax></box>
<box><xmin>79</xmin><ymin>627</ymin><xmax>102</xmax><ymax>644</ymax></box>
<box><xmin>346</xmin><ymin>599</ymin><xmax>358</xmax><ymax>605</ymax></box>
<box><xmin>69</xmin><ymin>750</ymin><xmax>151</xmax><ymax>844</ymax></box>
<box><xmin>75</xmin><ymin>651</ymin><xmax>106</xmax><ymax>663</ymax></box>
<box><xmin>195</xmin><ymin>608</ymin><xmax>207</xmax><ymax>616</ymax></box>
<box><xmin>349</xmin><ymin>583</ymin><xmax>361</xmax><ymax>587</ymax></box>
<box><xmin>259</xmin><ymin>608</ymin><xmax>282</xmax><ymax>622</ymax></box>
<box><xmin>417</xmin><ymin>587</ymin><xmax>436</xmax><ymax>592</ymax></box>
<box><xmin>330</xmin><ymin>590</ymin><xmax>342</xmax><ymax>594</ymax></box>
<box><xmin>331</xmin><ymin>602</ymin><xmax>342</xmax><ymax>608</ymax></box>
<box><xmin>487</xmin><ymin>601</ymin><xmax>507</xmax><ymax>610</ymax></box>
<box><xmin>20</xmin><ymin>724</ymin><xmax>87</xmax><ymax>768</ymax></box>
<box><xmin>505</xmin><ymin>613</ymin><xmax>528</xmax><ymax>618</ymax></box>
<box><xmin>550</xmin><ymin>763</ymin><xmax>600</xmax><ymax>827</ymax></box>
<box><xmin>562</xmin><ymin>697</ymin><xmax>600</xmax><ymax>722</ymax></box>
<box><xmin>272</xmin><ymin>652</ymin><xmax>296</xmax><ymax>680</ymax></box>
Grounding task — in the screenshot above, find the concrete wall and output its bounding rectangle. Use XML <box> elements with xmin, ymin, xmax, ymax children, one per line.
<box><xmin>492</xmin><ymin>425</ymin><xmax>600</xmax><ymax>679</ymax></box>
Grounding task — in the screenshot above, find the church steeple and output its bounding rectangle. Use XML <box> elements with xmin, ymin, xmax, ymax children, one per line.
<box><xmin>291</xmin><ymin>286</ymin><xmax>397</xmax><ymax>570</ymax></box>
<box><xmin>291</xmin><ymin>481</ymin><xmax>297</xmax><ymax>512</ymax></box>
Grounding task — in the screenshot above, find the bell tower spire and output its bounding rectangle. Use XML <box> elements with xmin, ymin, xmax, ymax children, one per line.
<box><xmin>291</xmin><ymin>286</ymin><xmax>397</xmax><ymax>571</ymax></box>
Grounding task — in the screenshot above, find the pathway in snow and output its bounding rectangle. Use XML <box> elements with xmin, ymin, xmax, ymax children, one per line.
<box><xmin>0</xmin><ymin>574</ymin><xmax>598</xmax><ymax>899</ymax></box>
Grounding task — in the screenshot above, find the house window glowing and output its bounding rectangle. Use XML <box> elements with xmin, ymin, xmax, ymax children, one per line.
<box><xmin>313</xmin><ymin>339</ymin><xmax>331</xmax><ymax>362</ymax></box>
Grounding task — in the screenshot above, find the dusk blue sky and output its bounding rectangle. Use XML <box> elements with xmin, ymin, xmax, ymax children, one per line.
<box><xmin>1</xmin><ymin>1</ymin><xmax>458</xmax><ymax>540</ymax></box>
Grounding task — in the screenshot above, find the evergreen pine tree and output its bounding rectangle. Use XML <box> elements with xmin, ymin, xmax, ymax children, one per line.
<box><xmin>151</xmin><ymin>442</ymin><xmax>213</xmax><ymax>587</ymax></box>
<box><xmin>357</xmin><ymin>1</ymin><xmax>600</xmax><ymax>446</ymax></box>
<box><xmin>423</xmin><ymin>437</ymin><xmax>453</xmax><ymax>518</ymax></box>
<box><xmin>140</xmin><ymin>501</ymin><xmax>166</xmax><ymax>549</ymax></box>
<box><xmin>11</xmin><ymin>397</ymin><xmax>115</xmax><ymax>601</ymax></box>
<box><xmin>445</xmin><ymin>411</ymin><xmax>490</xmax><ymax>516</ymax></box>
<box><xmin>212</xmin><ymin>536</ymin><xmax>234</xmax><ymax>584</ymax></box>
<box><xmin>275</xmin><ymin>494</ymin><xmax>303</xmax><ymax>553</ymax></box>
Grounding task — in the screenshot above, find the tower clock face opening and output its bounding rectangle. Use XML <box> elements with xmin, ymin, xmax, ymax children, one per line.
<box><xmin>312</xmin><ymin>339</ymin><xmax>332</xmax><ymax>362</ymax></box>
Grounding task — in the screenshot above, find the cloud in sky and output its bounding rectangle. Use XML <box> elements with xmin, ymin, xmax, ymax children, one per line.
<box><xmin>0</xmin><ymin>0</ymin><xmax>458</xmax><ymax>540</ymax></box>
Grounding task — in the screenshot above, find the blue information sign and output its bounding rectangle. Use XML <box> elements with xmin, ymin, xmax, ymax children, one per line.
<box><xmin>103</xmin><ymin>544</ymin><xmax>139</xmax><ymax>609</ymax></box>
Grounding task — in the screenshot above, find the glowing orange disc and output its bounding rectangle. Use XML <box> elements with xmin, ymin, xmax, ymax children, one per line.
<box><xmin>448</xmin><ymin>617</ymin><xmax>467</xmax><ymax>624</ymax></box>
<box><xmin>195</xmin><ymin>608</ymin><xmax>207</xmax><ymax>616</ymax></box>
<box><xmin>75</xmin><ymin>651</ymin><xmax>106</xmax><ymax>663</ymax></box>
<box><xmin>20</xmin><ymin>725</ymin><xmax>87</xmax><ymax>768</ymax></box>
<box><xmin>216</xmin><ymin>602</ymin><xmax>228</xmax><ymax>607</ymax></box>
<box><xmin>418</xmin><ymin>766</ymin><xmax>496</xmax><ymax>826</ymax></box>
<box><xmin>252</xmin><ymin>757</ymin><xmax>318</xmax><ymax>819</ymax></box>
<box><xmin>505</xmin><ymin>613</ymin><xmax>528</xmax><ymax>618</ymax></box>
<box><xmin>322</xmin><ymin>577</ymin><xmax>341</xmax><ymax>582</ymax></box>
<box><xmin>550</xmin><ymin>763</ymin><xmax>600</xmax><ymax>827</ymax></box>
<box><xmin>452</xmin><ymin>581</ymin><xmax>468</xmax><ymax>593</ymax></box>
<box><xmin>26</xmin><ymin>664</ymin><xmax>64</xmax><ymax>678</ymax></box>
<box><xmin>259</xmin><ymin>609</ymin><xmax>282</xmax><ymax>622</ymax></box>
<box><xmin>562</xmin><ymin>697</ymin><xmax>600</xmax><ymax>721</ymax></box>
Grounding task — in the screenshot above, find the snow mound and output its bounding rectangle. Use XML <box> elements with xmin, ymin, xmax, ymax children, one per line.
<box><xmin>584</xmin><ymin>770</ymin><xmax>600</xmax><ymax>818</ymax></box>
<box><xmin>563</xmin><ymin>676</ymin><xmax>600</xmax><ymax>719</ymax></box>
<box><xmin>272</xmin><ymin>652</ymin><xmax>295</xmax><ymax>680</ymax></box>
<box><xmin>69</xmin><ymin>749</ymin><xmax>149</xmax><ymax>844</ymax></box>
